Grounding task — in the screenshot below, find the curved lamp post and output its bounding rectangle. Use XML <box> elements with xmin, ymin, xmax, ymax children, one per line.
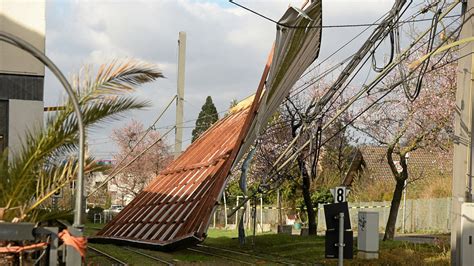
<box><xmin>0</xmin><ymin>31</ymin><xmax>85</xmax><ymax>230</ymax></box>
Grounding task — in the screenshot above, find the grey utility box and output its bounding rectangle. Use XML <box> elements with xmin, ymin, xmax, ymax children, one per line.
<box><xmin>461</xmin><ymin>203</ymin><xmax>474</xmax><ymax>265</ymax></box>
<box><xmin>357</xmin><ymin>211</ymin><xmax>379</xmax><ymax>259</ymax></box>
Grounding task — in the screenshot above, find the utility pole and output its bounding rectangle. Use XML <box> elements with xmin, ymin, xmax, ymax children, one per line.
<box><xmin>451</xmin><ymin>1</ymin><xmax>473</xmax><ymax>264</ymax></box>
<box><xmin>175</xmin><ymin>31</ymin><xmax>186</xmax><ymax>159</ymax></box>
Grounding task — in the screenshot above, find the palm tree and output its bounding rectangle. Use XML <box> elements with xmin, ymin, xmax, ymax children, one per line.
<box><xmin>0</xmin><ymin>60</ymin><xmax>163</xmax><ymax>223</ymax></box>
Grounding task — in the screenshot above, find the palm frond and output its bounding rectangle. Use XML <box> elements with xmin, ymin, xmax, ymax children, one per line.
<box><xmin>93</xmin><ymin>60</ymin><xmax>164</xmax><ymax>94</ymax></box>
<box><xmin>0</xmin><ymin>59</ymin><xmax>162</xmax><ymax>222</ymax></box>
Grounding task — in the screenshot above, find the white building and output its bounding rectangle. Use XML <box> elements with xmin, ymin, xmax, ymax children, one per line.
<box><xmin>87</xmin><ymin>159</ymin><xmax>134</xmax><ymax>207</ymax></box>
<box><xmin>0</xmin><ymin>0</ymin><xmax>45</xmax><ymax>155</ymax></box>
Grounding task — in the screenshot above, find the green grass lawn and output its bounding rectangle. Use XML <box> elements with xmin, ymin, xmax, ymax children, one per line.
<box><xmin>85</xmin><ymin>224</ymin><xmax>450</xmax><ymax>265</ymax></box>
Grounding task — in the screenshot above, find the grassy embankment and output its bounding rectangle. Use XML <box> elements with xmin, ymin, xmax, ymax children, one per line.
<box><xmin>85</xmin><ymin>223</ymin><xmax>449</xmax><ymax>265</ymax></box>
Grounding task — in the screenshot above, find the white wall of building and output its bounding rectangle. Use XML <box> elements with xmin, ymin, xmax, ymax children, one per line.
<box><xmin>0</xmin><ymin>0</ymin><xmax>45</xmax><ymax>75</ymax></box>
<box><xmin>8</xmin><ymin>99</ymin><xmax>43</xmax><ymax>156</ymax></box>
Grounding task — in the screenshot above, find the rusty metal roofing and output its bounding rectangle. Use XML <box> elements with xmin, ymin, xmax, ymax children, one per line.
<box><xmin>91</xmin><ymin>1</ymin><xmax>323</xmax><ymax>250</ymax></box>
<box><xmin>92</xmin><ymin>106</ymin><xmax>256</xmax><ymax>248</ymax></box>
<box><xmin>236</xmin><ymin>0</ymin><xmax>323</xmax><ymax>163</ymax></box>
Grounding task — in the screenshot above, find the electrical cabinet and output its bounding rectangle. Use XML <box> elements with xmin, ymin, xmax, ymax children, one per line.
<box><xmin>461</xmin><ymin>203</ymin><xmax>474</xmax><ymax>265</ymax></box>
<box><xmin>357</xmin><ymin>211</ymin><xmax>379</xmax><ymax>259</ymax></box>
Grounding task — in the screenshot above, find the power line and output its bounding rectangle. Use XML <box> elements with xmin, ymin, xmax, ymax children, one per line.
<box><xmin>229</xmin><ymin>0</ymin><xmax>461</xmax><ymax>29</ymax></box>
<box><xmin>248</xmin><ymin>2</ymin><xmax>466</xmax><ymax>201</ymax></box>
<box><xmin>320</xmin><ymin>49</ymin><xmax>465</xmax><ymax>149</ymax></box>
<box><xmin>255</xmin><ymin>48</ymin><xmax>465</xmax><ymax>200</ymax></box>
<box><xmin>293</xmin><ymin>9</ymin><xmax>391</xmax><ymax>83</ymax></box>
<box><xmin>286</xmin><ymin>3</ymin><xmax>463</xmax><ymax>100</ymax></box>
<box><xmin>266</xmin><ymin>0</ymin><xmax>412</xmax><ymax>171</ymax></box>
<box><xmin>319</xmin><ymin>5</ymin><xmax>464</xmax><ymax>119</ymax></box>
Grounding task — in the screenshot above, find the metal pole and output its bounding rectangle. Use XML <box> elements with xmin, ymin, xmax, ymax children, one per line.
<box><xmin>260</xmin><ymin>196</ymin><xmax>263</xmax><ymax>233</ymax></box>
<box><xmin>223</xmin><ymin>192</ymin><xmax>228</xmax><ymax>228</ymax></box>
<box><xmin>338</xmin><ymin>212</ymin><xmax>344</xmax><ymax>266</ymax></box>
<box><xmin>252</xmin><ymin>198</ymin><xmax>257</xmax><ymax>247</ymax></box>
<box><xmin>236</xmin><ymin>196</ymin><xmax>240</xmax><ymax>227</ymax></box>
<box><xmin>277</xmin><ymin>189</ymin><xmax>282</xmax><ymax>226</ymax></box>
<box><xmin>213</xmin><ymin>209</ymin><xmax>216</xmax><ymax>228</ymax></box>
<box><xmin>402</xmin><ymin>179</ymin><xmax>407</xmax><ymax>234</ymax></box>
<box><xmin>452</xmin><ymin>1</ymin><xmax>473</xmax><ymax>264</ymax></box>
<box><xmin>175</xmin><ymin>31</ymin><xmax>186</xmax><ymax>158</ymax></box>
<box><xmin>0</xmin><ymin>32</ymin><xmax>85</xmax><ymax>265</ymax></box>
<box><xmin>247</xmin><ymin>197</ymin><xmax>251</xmax><ymax>229</ymax></box>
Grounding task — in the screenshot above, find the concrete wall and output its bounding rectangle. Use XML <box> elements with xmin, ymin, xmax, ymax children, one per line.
<box><xmin>8</xmin><ymin>99</ymin><xmax>43</xmax><ymax>156</ymax></box>
<box><xmin>0</xmin><ymin>0</ymin><xmax>45</xmax><ymax>156</ymax></box>
<box><xmin>316</xmin><ymin>198</ymin><xmax>451</xmax><ymax>233</ymax></box>
<box><xmin>0</xmin><ymin>0</ymin><xmax>46</xmax><ymax>75</ymax></box>
<box><xmin>211</xmin><ymin>197</ymin><xmax>452</xmax><ymax>233</ymax></box>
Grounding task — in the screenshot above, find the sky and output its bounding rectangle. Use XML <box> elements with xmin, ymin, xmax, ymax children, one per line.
<box><xmin>43</xmin><ymin>0</ymin><xmax>420</xmax><ymax>159</ymax></box>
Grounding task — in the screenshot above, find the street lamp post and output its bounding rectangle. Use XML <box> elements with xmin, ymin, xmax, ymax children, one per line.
<box><xmin>0</xmin><ymin>31</ymin><xmax>86</xmax><ymax>265</ymax></box>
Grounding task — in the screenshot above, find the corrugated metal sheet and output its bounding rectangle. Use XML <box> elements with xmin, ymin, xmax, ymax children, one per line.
<box><xmin>236</xmin><ymin>0</ymin><xmax>322</xmax><ymax>163</ymax></box>
<box><xmin>92</xmin><ymin>1</ymin><xmax>323</xmax><ymax>249</ymax></box>
<box><xmin>92</xmin><ymin>107</ymin><xmax>255</xmax><ymax>248</ymax></box>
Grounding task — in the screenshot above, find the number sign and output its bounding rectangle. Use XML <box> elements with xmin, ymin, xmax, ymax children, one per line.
<box><xmin>332</xmin><ymin>186</ymin><xmax>347</xmax><ymax>203</ymax></box>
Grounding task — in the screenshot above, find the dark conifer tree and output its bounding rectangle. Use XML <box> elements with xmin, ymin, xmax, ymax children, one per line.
<box><xmin>191</xmin><ymin>96</ymin><xmax>218</xmax><ymax>142</ymax></box>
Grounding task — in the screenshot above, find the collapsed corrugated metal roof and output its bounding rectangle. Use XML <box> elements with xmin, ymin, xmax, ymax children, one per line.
<box><xmin>91</xmin><ymin>0</ymin><xmax>322</xmax><ymax>249</ymax></box>
<box><xmin>92</xmin><ymin>106</ymin><xmax>256</xmax><ymax>248</ymax></box>
<box><xmin>236</xmin><ymin>1</ymin><xmax>323</xmax><ymax>163</ymax></box>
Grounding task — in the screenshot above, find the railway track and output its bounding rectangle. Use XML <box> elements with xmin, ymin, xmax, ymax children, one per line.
<box><xmin>187</xmin><ymin>247</ymin><xmax>255</xmax><ymax>265</ymax></box>
<box><xmin>87</xmin><ymin>227</ymin><xmax>295</xmax><ymax>265</ymax></box>
<box><xmin>122</xmin><ymin>247</ymin><xmax>175</xmax><ymax>265</ymax></box>
<box><xmin>88</xmin><ymin>245</ymin><xmax>174</xmax><ymax>265</ymax></box>
<box><xmin>88</xmin><ymin>245</ymin><xmax>127</xmax><ymax>265</ymax></box>
<box><xmin>195</xmin><ymin>244</ymin><xmax>295</xmax><ymax>265</ymax></box>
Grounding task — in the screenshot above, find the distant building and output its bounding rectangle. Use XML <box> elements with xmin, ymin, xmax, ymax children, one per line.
<box><xmin>343</xmin><ymin>146</ymin><xmax>452</xmax><ymax>186</ymax></box>
<box><xmin>87</xmin><ymin>159</ymin><xmax>135</xmax><ymax>207</ymax></box>
<box><xmin>0</xmin><ymin>0</ymin><xmax>45</xmax><ymax>155</ymax></box>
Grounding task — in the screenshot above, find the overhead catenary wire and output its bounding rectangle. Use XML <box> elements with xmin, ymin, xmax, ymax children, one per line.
<box><xmin>320</xmin><ymin>45</ymin><xmax>466</xmax><ymax>152</ymax></box>
<box><xmin>320</xmin><ymin>3</ymin><xmax>464</xmax><ymax>120</ymax></box>
<box><xmin>296</xmin><ymin>9</ymin><xmax>392</xmax><ymax>83</ymax></box>
<box><xmin>321</xmin><ymin>2</ymin><xmax>463</xmax><ymax>132</ymax></box>
<box><xmin>406</xmin><ymin>7</ymin><xmax>442</xmax><ymax>101</ymax></box>
<box><xmin>289</xmin><ymin>3</ymin><xmax>462</xmax><ymax>100</ymax></box>
<box><xmin>228</xmin><ymin>0</ymin><xmax>459</xmax><ymax>29</ymax></box>
<box><xmin>266</xmin><ymin>0</ymin><xmax>411</xmax><ymax>173</ymax></box>
<box><xmin>272</xmin><ymin>2</ymin><xmax>464</xmax><ymax>175</ymax></box>
<box><xmin>230</xmin><ymin>48</ymin><xmax>469</xmax><ymax>215</ymax></box>
<box><xmin>228</xmin><ymin>1</ymin><xmax>465</xmax><ymax>214</ymax></box>
<box><xmin>292</xmin><ymin>0</ymin><xmax>462</xmax><ymax>147</ymax></box>
<box><xmin>274</xmin><ymin>5</ymin><xmax>467</xmax><ymax>184</ymax></box>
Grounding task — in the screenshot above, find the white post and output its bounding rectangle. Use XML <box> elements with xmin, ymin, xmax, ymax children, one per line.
<box><xmin>452</xmin><ymin>1</ymin><xmax>474</xmax><ymax>264</ymax></box>
<box><xmin>223</xmin><ymin>192</ymin><xmax>228</xmax><ymax>229</ymax></box>
<box><xmin>260</xmin><ymin>196</ymin><xmax>264</xmax><ymax>232</ymax></box>
<box><xmin>175</xmin><ymin>31</ymin><xmax>186</xmax><ymax>158</ymax></box>
<box><xmin>277</xmin><ymin>189</ymin><xmax>282</xmax><ymax>225</ymax></box>
<box><xmin>236</xmin><ymin>196</ymin><xmax>240</xmax><ymax>227</ymax></box>
<box><xmin>338</xmin><ymin>212</ymin><xmax>344</xmax><ymax>266</ymax></box>
<box><xmin>247</xmin><ymin>197</ymin><xmax>251</xmax><ymax>229</ymax></box>
<box><xmin>402</xmin><ymin>179</ymin><xmax>407</xmax><ymax>233</ymax></box>
<box><xmin>213</xmin><ymin>210</ymin><xmax>216</xmax><ymax>228</ymax></box>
